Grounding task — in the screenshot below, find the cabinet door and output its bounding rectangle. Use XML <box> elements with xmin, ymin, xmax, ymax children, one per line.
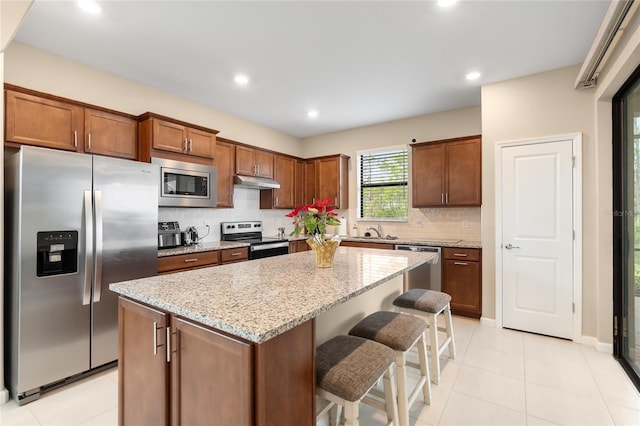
<box><xmin>304</xmin><ymin>160</ymin><xmax>316</xmax><ymax>205</ymax></box>
<box><xmin>235</xmin><ymin>145</ymin><xmax>256</xmax><ymax>175</ymax></box>
<box><xmin>294</xmin><ymin>159</ymin><xmax>305</xmax><ymax>207</ymax></box>
<box><xmin>214</xmin><ymin>140</ymin><xmax>235</xmax><ymax>207</ymax></box>
<box><xmin>152</xmin><ymin>119</ymin><xmax>187</xmax><ymax>154</ymax></box>
<box><xmin>5</xmin><ymin>90</ymin><xmax>83</xmax><ymax>151</ymax></box>
<box><xmin>186</xmin><ymin>128</ymin><xmax>216</xmax><ymax>159</ymax></box>
<box><xmin>118</xmin><ymin>297</ymin><xmax>169</xmax><ymax>426</ymax></box>
<box><xmin>170</xmin><ymin>317</ymin><xmax>253</xmax><ymax>426</ymax></box>
<box><xmin>446</xmin><ymin>138</ymin><xmax>481</xmax><ymax>206</ymax></box>
<box><xmin>316</xmin><ymin>156</ymin><xmax>348</xmax><ymax>208</ymax></box>
<box><xmin>412</xmin><ymin>143</ymin><xmax>445</xmax><ymax>207</ymax></box>
<box><xmin>85</xmin><ymin>109</ymin><xmax>137</xmax><ymax>159</ymax></box>
<box><xmin>442</xmin><ymin>258</ymin><xmax>481</xmax><ymax>318</ymax></box>
<box><xmin>254</xmin><ymin>149</ymin><xmax>274</xmax><ymax>178</ymax></box>
<box><xmin>273</xmin><ymin>155</ymin><xmax>295</xmax><ymax>208</ymax></box>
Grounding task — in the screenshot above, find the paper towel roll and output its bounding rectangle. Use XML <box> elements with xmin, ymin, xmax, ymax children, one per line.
<box><xmin>337</xmin><ymin>216</ymin><xmax>348</xmax><ymax>236</ymax></box>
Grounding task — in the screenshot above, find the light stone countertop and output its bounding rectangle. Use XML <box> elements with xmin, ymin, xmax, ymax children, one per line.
<box><xmin>158</xmin><ymin>241</ymin><xmax>249</xmax><ymax>257</ymax></box>
<box><xmin>110</xmin><ymin>247</ymin><xmax>437</xmax><ymax>344</ymax></box>
<box><xmin>287</xmin><ymin>234</ymin><xmax>481</xmax><ymax>249</ymax></box>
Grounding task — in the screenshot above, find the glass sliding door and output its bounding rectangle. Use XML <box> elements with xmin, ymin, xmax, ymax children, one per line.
<box><xmin>613</xmin><ymin>64</ymin><xmax>640</xmax><ymax>391</ymax></box>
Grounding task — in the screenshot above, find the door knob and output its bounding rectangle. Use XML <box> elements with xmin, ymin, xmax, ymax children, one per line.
<box><xmin>505</xmin><ymin>243</ymin><xmax>520</xmax><ymax>250</ymax></box>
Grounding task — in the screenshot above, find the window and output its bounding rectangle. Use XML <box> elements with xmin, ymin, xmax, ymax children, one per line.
<box><xmin>357</xmin><ymin>146</ymin><xmax>408</xmax><ymax>220</ymax></box>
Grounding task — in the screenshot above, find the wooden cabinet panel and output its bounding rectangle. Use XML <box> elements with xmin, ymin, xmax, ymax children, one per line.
<box><xmin>214</xmin><ymin>139</ymin><xmax>235</xmax><ymax>208</ymax></box>
<box><xmin>289</xmin><ymin>240</ymin><xmax>311</xmax><ymax>253</ymax></box>
<box><xmin>412</xmin><ymin>143</ymin><xmax>445</xmax><ymax>206</ymax></box>
<box><xmin>186</xmin><ymin>127</ymin><xmax>216</xmax><ymax>159</ymax></box>
<box><xmin>220</xmin><ymin>247</ymin><xmax>249</xmax><ymax>263</ymax></box>
<box><xmin>412</xmin><ymin>136</ymin><xmax>481</xmax><ymax>207</ymax></box>
<box><xmin>85</xmin><ymin>109</ymin><xmax>137</xmax><ymax>159</ymax></box>
<box><xmin>442</xmin><ymin>247</ymin><xmax>482</xmax><ymax>318</ymax></box>
<box><xmin>260</xmin><ymin>154</ymin><xmax>295</xmax><ymax>209</ymax></box>
<box><xmin>152</xmin><ymin>119</ymin><xmax>187</xmax><ymax>154</ymax></box>
<box><xmin>5</xmin><ymin>89</ymin><xmax>82</xmax><ymax>151</ymax></box>
<box><xmin>295</xmin><ymin>159</ymin><xmax>305</xmax><ymax>207</ymax></box>
<box><xmin>236</xmin><ymin>145</ymin><xmax>274</xmax><ymax>178</ymax></box>
<box><xmin>171</xmin><ymin>317</ymin><xmax>253</xmax><ymax>426</ymax></box>
<box><xmin>446</xmin><ymin>138</ymin><xmax>481</xmax><ymax>206</ymax></box>
<box><xmin>312</xmin><ymin>154</ymin><xmax>349</xmax><ymax>209</ymax></box>
<box><xmin>340</xmin><ymin>241</ymin><xmax>394</xmax><ymax>250</ymax></box>
<box><xmin>304</xmin><ymin>160</ymin><xmax>316</xmax><ymax>205</ymax></box>
<box><xmin>157</xmin><ymin>250</ymin><xmax>220</xmax><ymax>274</ymax></box>
<box><xmin>118</xmin><ymin>298</ymin><xmax>169</xmax><ymax>426</ymax></box>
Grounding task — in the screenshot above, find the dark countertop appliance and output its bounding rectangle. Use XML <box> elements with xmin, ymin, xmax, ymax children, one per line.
<box><xmin>221</xmin><ymin>221</ymin><xmax>289</xmax><ymax>259</ymax></box>
<box><xmin>158</xmin><ymin>221</ymin><xmax>181</xmax><ymax>249</ymax></box>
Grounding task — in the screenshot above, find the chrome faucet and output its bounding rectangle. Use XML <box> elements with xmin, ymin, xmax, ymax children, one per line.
<box><xmin>366</xmin><ymin>225</ymin><xmax>382</xmax><ymax>238</ymax></box>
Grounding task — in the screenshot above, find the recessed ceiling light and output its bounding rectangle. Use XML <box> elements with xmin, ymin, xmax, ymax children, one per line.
<box><xmin>465</xmin><ymin>71</ymin><xmax>481</xmax><ymax>81</ymax></box>
<box><xmin>77</xmin><ymin>0</ymin><xmax>102</xmax><ymax>15</ymax></box>
<box><xmin>234</xmin><ymin>74</ymin><xmax>249</xmax><ymax>85</ymax></box>
<box><xmin>438</xmin><ymin>0</ymin><xmax>458</xmax><ymax>7</ymax></box>
<box><xmin>307</xmin><ymin>110</ymin><xmax>319</xmax><ymax>119</ymax></box>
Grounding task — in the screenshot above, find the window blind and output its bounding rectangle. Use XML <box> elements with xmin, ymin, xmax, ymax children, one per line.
<box><xmin>359</xmin><ymin>149</ymin><xmax>408</xmax><ymax>219</ymax></box>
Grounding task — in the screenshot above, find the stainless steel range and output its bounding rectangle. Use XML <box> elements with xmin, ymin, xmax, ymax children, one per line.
<box><xmin>220</xmin><ymin>221</ymin><xmax>289</xmax><ymax>259</ymax></box>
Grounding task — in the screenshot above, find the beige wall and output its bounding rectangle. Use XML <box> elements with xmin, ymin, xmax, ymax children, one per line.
<box><xmin>481</xmin><ymin>65</ymin><xmax>600</xmax><ymax>340</ymax></box>
<box><xmin>301</xmin><ymin>106</ymin><xmax>483</xmax><ymax>241</ymax></box>
<box><xmin>1</xmin><ymin>1</ymin><xmax>32</xmax><ymax>52</ymax></box>
<box><xmin>4</xmin><ymin>42</ymin><xmax>303</xmax><ymax>157</ymax></box>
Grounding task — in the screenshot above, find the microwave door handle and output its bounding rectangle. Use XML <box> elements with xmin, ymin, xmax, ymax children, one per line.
<box><xmin>83</xmin><ymin>190</ymin><xmax>93</xmax><ymax>305</ymax></box>
<box><xmin>93</xmin><ymin>190</ymin><xmax>103</xmax><ymax>303</ymax></box>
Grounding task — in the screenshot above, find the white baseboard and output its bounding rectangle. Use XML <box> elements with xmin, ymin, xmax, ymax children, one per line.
<box><xmin>575</xmin><ymin>335</ymin><xmax>613</xmax><ymax>353</ymax></box>
<box><xmin>0</xmin><ymin>388</ymin><xmax>9</xmax><ymax>405</ymax></box>
<box><xmin>480</xmin><ymin>317</ymin><xmax>496</xmax><ymax>327</ymax></box>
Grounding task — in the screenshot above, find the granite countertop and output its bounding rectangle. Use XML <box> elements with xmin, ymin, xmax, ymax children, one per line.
<box><xmin>110</xmin><ymin>247</ymin><xmax>437</xmax><ymax>344</ymax></box>
<box><xmin>288</xmin><ymin>234</ymin><xmax>481</xmax><ymax>249</ymax></box>
<box><xmin>158</xmin><ymin>241</ymin><xmax>250</xmax><ymax>257</ymax></box>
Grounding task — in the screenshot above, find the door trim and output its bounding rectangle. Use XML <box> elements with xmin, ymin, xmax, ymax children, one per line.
<box><xmin>495</xmin><ymin>133</ymin><xmax>583</xmax><ymax>342</ymax></box>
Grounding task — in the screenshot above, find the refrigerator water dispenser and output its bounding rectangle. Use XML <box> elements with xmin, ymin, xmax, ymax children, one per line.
<box><xmin>37</xmin><ymin>231</ymin><xmax>78</xmax><ymax>277</ymax></box>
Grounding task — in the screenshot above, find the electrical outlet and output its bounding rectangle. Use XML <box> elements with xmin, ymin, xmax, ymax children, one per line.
<box><xmin>411</xmin><ymin>219</ymin><xmax>422</xmax><ymax>227</ymax></box>
<box><xmin>462</xmin><ymin>219</ymin><xmax>469</xmax><ymax>229</ymax></box>
<box><xmin>204</xmin><ymin>219</ymin><xmax>211</xmax><ymax>229</ymax></box>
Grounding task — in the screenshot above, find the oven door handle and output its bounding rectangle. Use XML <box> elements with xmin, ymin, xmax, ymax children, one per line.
<box><xmin>251</xmin><ymin>242</ymin><xmax>290</xmax><ymax>251</ymax></box>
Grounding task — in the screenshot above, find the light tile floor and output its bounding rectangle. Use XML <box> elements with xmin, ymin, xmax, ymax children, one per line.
<box><xmin>2</xmin><ymin>316</ymin><xmax>640</xmax><ymax>425</ymax></box>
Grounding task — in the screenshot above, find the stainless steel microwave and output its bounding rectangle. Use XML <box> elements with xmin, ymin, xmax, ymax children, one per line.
<box><xmin>151</xmin><ymin>157</ymin><xmax>217</xmax><ymax>208</ymax></box>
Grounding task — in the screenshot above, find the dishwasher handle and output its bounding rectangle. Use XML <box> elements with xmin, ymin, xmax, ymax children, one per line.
<box><xmin>395</xmin><ymin>244</ymin><xmax>441</xmax><ymax>254</ymax></box>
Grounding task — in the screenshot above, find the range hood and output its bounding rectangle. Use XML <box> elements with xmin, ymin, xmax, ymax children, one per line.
<box><xmin>233</xmin><ymin>174</ymin><xmax>281</xmax><ymax>189</ymax></box>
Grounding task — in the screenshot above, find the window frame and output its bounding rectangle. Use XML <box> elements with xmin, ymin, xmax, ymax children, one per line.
<box><xmin>356</xmin><ymin>145</ymin><xmax>409</xmax><ymax>222</ymax></box>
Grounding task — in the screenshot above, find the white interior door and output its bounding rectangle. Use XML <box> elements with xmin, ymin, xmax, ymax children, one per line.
<box><xmin>501</xmin><ymin>139</ymin><xmax>574</xmax><ymax>339</ymax></box>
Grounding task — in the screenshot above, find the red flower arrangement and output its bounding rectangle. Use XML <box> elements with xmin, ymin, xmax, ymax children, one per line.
<box><xmin>286</xmin><ymin>199</ymin><xmax>341</xmax><ymax>242</ymax></box>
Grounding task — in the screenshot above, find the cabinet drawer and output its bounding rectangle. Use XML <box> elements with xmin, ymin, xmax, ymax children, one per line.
<box><xmin>158</xmin><ymin>250</ymin><xmax>220</xmax><ymax>273</ymax></box>
<box><xmin>442</xmin><ymin>247</ymin><xmax>480</xmax><ymax>261</ymax></box>
<box><xmin>220</xmin><ymin>247</ymin><xmax>249</xmax><ymax>264</ymax></box>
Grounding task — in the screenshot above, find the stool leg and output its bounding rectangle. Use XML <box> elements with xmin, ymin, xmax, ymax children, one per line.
<box><xmin>395</xmin><ymin>351</ymin><xmax>410</xmax><ymax>426</ymax></box>
<box><xmin>383</xmin><ymin>364</ymin><xmax>399</xmax><ymax>426</ymax></box>
<box><xmin>417</xmin><ymin>332</ymin><xmax>432</xmax><ymax>404</ymax></box>
<box><xmin>343</xmin><ymin>400</ymin><xmax>359</xmax><ymax>426</ymax></box>
<box><xmin>329</xmin><ymin>403</ymin><xmax>339</xmax><ymax>426</ymax></box>
<box><xmin>444</xmin><ymin>303</ymin><xmax>456</xmax><ymax>359</ymax></box>
<box><xmin>428</xmin><ymin>312</ymin><xmax>441</xmax><ymax>384</ymax></box>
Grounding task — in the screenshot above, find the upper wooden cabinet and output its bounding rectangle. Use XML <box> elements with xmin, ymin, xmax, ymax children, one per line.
<box><xmin>138</xmin><ymin>113</ymin><xmax>218</xmax><ymax>164</ymax></box>
<box><xmin>260</xmin><ymin>154</ymin><xmax>295</xmax><ymax>209</ymax></box>
<box><xmin>214</xmin><ymin>138</ymin><xmax>236</xmax><ymax>208</ymax></box>
<box><xmin>5</xmin><ymin>87</ymin><xmax>137</xmax><ymax>160</ymax></box>
<box><xmin>412</xmin><ymin>135</ymin><xmax>481</xmax><ymax>207</ymax></box>
<box><xmin>294</xmin><ymin>159</ymin><xmax>305</xmax><ymax>207</ymax></box>
<box><xmin>307</xmin><ymin>154</ymin><xmax>349</xmax><ymax>209</ymax></box>
<box><xmin>236</xmin><ymin>145</ymin><xmax>274</xmax><ymax>178</ymax></box>
<box><xmin>84</xmin><ymin>109</ymin><xmax>137</xmax><ymax>159</ymax></box>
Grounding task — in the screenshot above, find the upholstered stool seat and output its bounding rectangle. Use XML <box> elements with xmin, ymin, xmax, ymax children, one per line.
<box><xmin>393</xmin><ymin>289</ymin><xmax>456</xmax><ymax>384</ymax></box>
<box><xmin>349</xmin><ymin>311</ymin><xmax>431</xmax><ymax>426</ymax></box>
<box><xmin>316</xmin><ymin>335</ymin><xmax>399</xmax><ymax>426</ymax></box>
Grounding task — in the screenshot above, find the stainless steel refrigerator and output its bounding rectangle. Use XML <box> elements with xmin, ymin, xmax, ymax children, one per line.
<box><xmin>4</xmin><ymin>146</ymin><xmax>159</xmax><ymax>404</ymax></box>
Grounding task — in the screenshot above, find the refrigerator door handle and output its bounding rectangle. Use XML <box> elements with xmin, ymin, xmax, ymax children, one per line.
<box><xmin>83</xmin><ymin>190</ymin><xmax>93</xmax><ymax>305</ymax></box>
<box><xmin>93</xmin><ymin>190</ymin><xmax>103</xmax><ymax>303</ymax></box>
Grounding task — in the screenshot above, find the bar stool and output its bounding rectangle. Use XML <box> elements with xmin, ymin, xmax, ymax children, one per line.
<box><xmin>393</xmin><ymin>289</ymin><xmax>456</xmax><ymax>385</ymax></box>
<box><xmin>348</xmin><ymin>311</ymin><xmax>431</xmax><ymax>426</ymax></box>
<box><xmin>316</xmin><ymin>335</ymin><xmax>399</xmax><ymax>426</ymax></box>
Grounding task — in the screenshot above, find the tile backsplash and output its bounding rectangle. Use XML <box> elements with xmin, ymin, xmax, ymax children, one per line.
<box><xmin>159</xmin><ymin>187</ymin><xmax>481</xmax><ymax>242</ymax></box>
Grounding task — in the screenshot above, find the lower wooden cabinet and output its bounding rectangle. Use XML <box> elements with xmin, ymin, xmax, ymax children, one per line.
<box><xmin>157</xmin><ymin>250</ymin><xmax>220</xmax><ymax>274</ymax></box>
<box><xmin>441</xmin><ymin>247</ymin><xmax>482</xmax><ymax>318</ymax></box>
<box><xmin>220</xmin><ymin>246</ymin><xmax>249</xmax><ymax>263</ymax></box>
<box><xmin>289</xmin><ymin>240</ymin><xmax>311</xmax><ymax>253</ymax></box>
<box><xmin>118</xmin><ymin>297</ymin><xmax>315</xmax><ymax>426</ymax></box>
<box><xmin>340</xmin><ymin>240</ymin><xmax>394</xmax><ymax>250</ymax></box>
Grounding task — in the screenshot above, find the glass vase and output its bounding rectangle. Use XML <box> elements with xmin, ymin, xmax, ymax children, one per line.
<box><xmin>306</xmin><ymin>238</ymin><xmax>340</xmax><ymax>268</ymax></box>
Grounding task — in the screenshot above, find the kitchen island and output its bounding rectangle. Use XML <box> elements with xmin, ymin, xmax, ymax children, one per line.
<box><xmin>110</xmin><ymin>246</ymin><xmax>436</xmax><ymax>426</ymax></box>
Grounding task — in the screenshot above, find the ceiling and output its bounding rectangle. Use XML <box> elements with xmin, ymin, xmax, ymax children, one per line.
<box><xmin>13</xmin><ymin>0</ymin><xmax>609</xmax><ymax>138</ymax></box>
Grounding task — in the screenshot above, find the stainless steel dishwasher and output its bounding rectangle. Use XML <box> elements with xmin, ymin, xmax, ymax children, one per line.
<box><xmin>395</xmin><ymin>245</ymin><xmax>441</xmax><ymax>291</ymax></box>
